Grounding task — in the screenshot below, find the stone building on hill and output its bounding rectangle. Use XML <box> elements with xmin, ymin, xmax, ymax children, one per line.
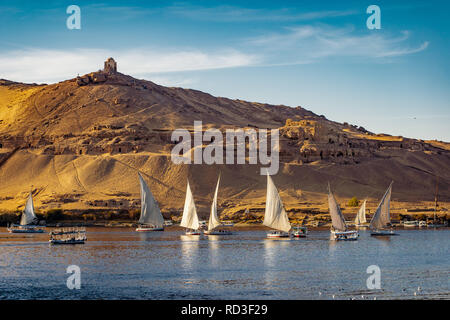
<box><xmin>104</xmin><ymin>57</ymin><xmax>117</xmax><ymax>74</ymax></box>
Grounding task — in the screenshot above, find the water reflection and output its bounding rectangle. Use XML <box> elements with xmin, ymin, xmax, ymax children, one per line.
<box><xmin>263</xmin><ymin>239</ymin><xmax>290</xmax><ymax>290</ymax></box>
<box><xmin>208</xmin><ymin>236</ymin><xmax>220</xmax><ymax>268</ymax></box>
<box><xmin>180</xmin><ymin>235</ymin><xmax>201</xmax><ymax>272</ymax></box>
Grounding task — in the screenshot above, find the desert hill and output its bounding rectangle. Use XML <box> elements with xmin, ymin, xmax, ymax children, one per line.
<box><xmin>0</xmin><ymin>58</ymin><xmax>449</xmax><ymax>219</ymax></box>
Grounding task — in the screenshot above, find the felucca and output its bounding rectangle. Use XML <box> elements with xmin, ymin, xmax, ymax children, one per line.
<box><xmin>427</xmin><ymin>176</ymin><xmax>447</xmax><ymax>228</ymax></box>
<box><xmin>204</xmin><ymin>175</ymin><xmax>232</xmax><ymax>235</ymax></box>
<box><xmin>135</xmin><ymin>172</ymin><xmax>165</xmax><ymax>232</ymax></box>
<box><xmin>180</xmin><ymin>180</ymin><xmax>201</xmax><ymax>235</ymax></box>
<box><xmin>263</xmin><ymin>174</ymin><xmax>291</xmax><ymax>238</ymax></box>
<box><xmin>354</xmin><ymin>199</ymin><xmax>368</xmax><ymax>227</ymax></box>
<box><xmin>369</xmin><ymin>182</ymin><xmax>398</xmax><ymax>236</ymax></box>
<box><xmin>328</xmin><ymin>184</ymin><xmax>359</xmax><ymax>241</ymax></box>
<box><xmin>7</xmin><ymin>192</ymin><xmax>44</xmax><ymax>233</ymax></box>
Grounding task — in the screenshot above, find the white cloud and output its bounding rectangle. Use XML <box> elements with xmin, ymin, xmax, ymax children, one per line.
<box><xmin>0</xmin><ymin>48</ymin><xmax>257</xmax><ymax>84</ymax></box>
<box><xmin>167</xmin><ymin>5</ymin><xmax>357</xmax><ymax>22</ymax></box>
<box><xmin>248</xmin><ymin>25</ymin><xmax>429</xmax><ymax>64</ymax></box>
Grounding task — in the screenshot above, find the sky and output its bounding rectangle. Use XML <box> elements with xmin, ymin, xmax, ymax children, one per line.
<box><xmin>0</xmin><ymin>0</ymin><xmax>449</xmax><ymax>141</ymax></box>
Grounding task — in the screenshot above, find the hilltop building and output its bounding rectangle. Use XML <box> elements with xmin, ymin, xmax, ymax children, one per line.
<box><xmin>104</xmin><ymin>57</ymin><xmax>117</xmax><ymax>74</ymax></box>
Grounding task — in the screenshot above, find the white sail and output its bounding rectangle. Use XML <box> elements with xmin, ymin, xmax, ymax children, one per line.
<box><xmin>263</xmin><ymin>174</ymin><xmax>291</xmax><ymax>233</ymax></box>
<box><xmin>208</xmin><ymin>175</ymin><xmax>222</xmax><ymax>231</ymax></box>
<box><xmin>20</xmin><ymin>192</ymin><xmax>37</xmax><ymax>225</ymax></box>
<box><xmin>327</xmin><ymin>184</ymin><xmax>347</xmax><ymax>232</ymax></box>
<box><xmin>244</xmin><ymin>208</ymin><xmax>249</xmax><ymax>214</ymax></box>
<box><xmin>354</xmin><ymin>199</ymin><xmax>367</xmax><ymax>224</ymax></box>
<box><xmin>369</xmin><ymin>182</ymin><xmax>393</xmax><ymax>230</ymax></box>
<box><xmin>180</xmin><ymin>180</ymin><xmax>200</xmax><ymax>230</ymax></box>
<box><xmin>138</xmin><ymin>172</ymin><xmax>164</xmax><ymax>227</ymax></box>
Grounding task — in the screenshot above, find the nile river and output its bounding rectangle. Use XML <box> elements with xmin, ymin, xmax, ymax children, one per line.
<box><xmin>0</xmin><ymin>227</ymin><xmax>448</xmax><ymax>300</ymax></box>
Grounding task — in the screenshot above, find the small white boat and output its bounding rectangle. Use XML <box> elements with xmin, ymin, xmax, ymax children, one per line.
<box><xmin>263</xmin><ymin>174</ymin><xmax>292</xmax><ymax>238</ymax></box>
<box><xmin>369</xmin><ymin>182</ymin><xmax>398</xmax><ymax>236</ymax></box>
<box><xmin>370</xmin><ymin>229</ymin><xmax>398</xmax><ymax>236</ymax></box>
<box><xmin>7</xmin><ymin>193</ymin><xmax>45</xmax><ymax>234</ymax></box>
<box><xmin>331</xmin><ymin>230</ymin><xmax>359</xmax><ymax>241</ymax></box>
<box><xmin>221</xmin><ymin>221</ymin><xmax>234</xmax><ymax>227</ymax></box>
<box><xmin>292</xmin><ymin>226</ymin><xmax>308</xmax><ymax>238</ymax></box>
<box><xmin>135</xmin><ymin>172</ymin><xmax>165</xmax><ymax>232</ymax></box>
<box><xmin>403</xmin><ymin>220</ymin><xmax>419</xmax><ymax>227</ymax></box>
<box><xmin>418</xmin><ymin>221</ymin><xmax>427</xmax><ymax>227</ymax></box>
<box><xmin>163</xmin><ymin>220</ymin><xmax>173</xmax><ymax>226</ymax></box>
<box><xmin>204</xmin><ymin>174</ymin><xmax>232</xmax><ymax>236</ymax></box>
<box><xmin>180</xmin><ymin>179</ymin><xmax>202</xmax><ymax>236</ymax></box>
<box><xmin>267</xmin><ymin>230</ymin><xmax>290</xmax><ymax>238</ymax></box>
<box><xmin>8</xmin><ymin>225</ymin><xmax>45</xmax><ymax>233</ymax></box>
<box><xmin>327</xmin><ymin>184</ymin><xmax>359</xmax><ymax>241</ymax></box>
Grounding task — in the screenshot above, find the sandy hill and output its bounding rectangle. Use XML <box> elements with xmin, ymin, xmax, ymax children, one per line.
<box><xmin>0</xmin><ymin>59</ymin><xmax>449</xmax><ymax>218</ymax></box>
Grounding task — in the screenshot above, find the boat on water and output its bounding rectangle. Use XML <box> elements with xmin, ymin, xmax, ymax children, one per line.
<box><xmin>263</xmin><ymin>174</ymin><xmax>291</xmax><ymax>238</ymax></box>
<box><xmin>369</xmin><ymin>182</ymin><xmax>398</xmax><ymax>236</ymax></box>
<box><xmin>204</xmin><ymin>175</ymin><xmax>232</xmax><ymax>236</ymax></box>
<box><xmin>403</xmin><ymin>220</ymin><xmax>419</xmax><ymax>227</ymax></box>
<box><xmin>49</xmin><ymin>227</ymin><xmax>86</xmax><ymax>244</ymax></box>
<box><xmin>163</xmin><ymin>220</ymin><xmax>173</xmax><ymax>226</ymax></box>
<box><xmin>292</xmin><ymin>226</ymin><xmax>308</xmax><ymax>238</ymax></box>
<box><xmin>180</xmin><ymin>179</ymin><xmax>201</xmax><ymax>235</ymax></box>
<box><xmin>354</xmin><ymin>199</ymin><xmax>369</xmax><ymax>227</ymax></box>
<box><xmin>327</xmin><ymin>184</ymin><xmax>359</xmax><ymax>241</ymax></box>
<box><xmin>135</xmin><ymin>172</ymin><xmax>165</xmax><ymax>232</ymax></box>
<box><xmin>221</xmin><ymin>221</ymin><xmax>234</xmax><ymax>227</ymax></box>
<box><xmin>427</xmin><ymin>176</ymin><xmax>448</xmax><ymax>228</ymax></box>
<box><xmin>7</xmin><ymin>192</ymin><xmax>45</xmax><ymax>234</ymax></box>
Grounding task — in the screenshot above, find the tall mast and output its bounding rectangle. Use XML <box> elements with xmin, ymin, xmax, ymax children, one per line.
<box><xmin>434</xmin><ymin>176</ymin><xmax>439</xmax><ymax>224</ymax></box>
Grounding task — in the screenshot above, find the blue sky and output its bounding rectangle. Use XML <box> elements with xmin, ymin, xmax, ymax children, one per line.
<box><xmin>0</xmin><ymin>0</ymin><xmax>449</xmax><ymax>141</ymax></box>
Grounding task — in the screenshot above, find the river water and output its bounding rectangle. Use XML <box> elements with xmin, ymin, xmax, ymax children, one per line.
<box><xmin>0</xmin><ymin>227</ymin><xmax>448</xmax><ymax>300</ymax></box>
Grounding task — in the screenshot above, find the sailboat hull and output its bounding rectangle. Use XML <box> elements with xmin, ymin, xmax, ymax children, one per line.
<box><xmin>370</xmin><ymin>230</ymin><xmax>398</xmax><ymax>236</ymax></box>
<box><xmin>7</xmin><ymin>226</ymin><xmax>45</xmax><ymax>233</ymax></box>
<box><xmin>331</xmin><ymin>230</ymin><xmax>359</xmax><ymax>241</ymax></box>
<box><xmin>267</xmin><ymin>231</ymin><xmax>290</xmax><ymax>238</ymax></box>
<box><xmin>204</xmin><ymin>229</ymin><xmax>232</xmax><ymax>235</ymax></box>
<box><xmin>136</xmin><ymin>226</ymin><xmax>164</xmax><ymax>232</ymax></box>
<box><xmin>49</xmin><ymin>239</ymin><xmax>85</xmax><ymax>244</ymax></box>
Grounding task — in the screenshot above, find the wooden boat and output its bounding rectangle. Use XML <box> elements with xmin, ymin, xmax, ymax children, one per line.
<box><xmin>49</xmin><ymin>227</ymin><xmax>86</xmax><ymax>244</ymax></box>
<box><xmin>369</xmin><ymin>182</ymin><xmax>398</xmax><ymax>236</ymax></box>
<box><xmin>7</xmin><ymin>193</ymin><xmax>45</xmax><ymax>234</ymax></box>
<box><xmin>427</xmin><ymin>176</ymin><xmax>448</xmax><ymax>228</ymax></box>
<box><xmin>180</xmin><ymin>179</ymin><xmax>202</xmax><ymax>235</ymax></box>
<box><xmin>292</xmin><ymin>226</ymin><xmax>308</xmax><ymax>238</ymax></box>
<box><xmin>328</xmin><ymin>184</ymin><xmax>359</xmax><ymax>241</ymax></box>
<box><xmin>204</xmin><ymin>174</ymin><xmax>232</xmax><ymax>236</ymax></box>
<box><xmin>263</xmin><ymin>174</ymin><xmax>292</xmax><ymax>238</ymax></box>
<box><xmin>403</xmin><ymin>220</ymin><xmax>419</xmax><ymax>227</ymax></box>
<box><xmin>135</xmin><ymin>172</ymin><xmax>165</xmax><ymax>232</ymax></box>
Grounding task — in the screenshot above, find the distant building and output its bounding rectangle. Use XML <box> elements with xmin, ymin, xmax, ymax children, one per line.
<box><xmin>104</xmin><ymin>57</ymin><xmax>117</xmax><ymax>74</ymax></box>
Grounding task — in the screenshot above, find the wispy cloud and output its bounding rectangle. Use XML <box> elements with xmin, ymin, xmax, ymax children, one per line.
<box><xmin>167</xmin><ymin>4</ymin><xmax>357</xmax><ymax>22</ymax></box>
<box><xmin>248</xmin><ymin>25</ymin><xmax>429</xmax><ymax>64</ymax></box>
<box><xmin>0</xmin><ymin>48</ymin><xmax>257</xmax><ymax>84</ymax></box>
